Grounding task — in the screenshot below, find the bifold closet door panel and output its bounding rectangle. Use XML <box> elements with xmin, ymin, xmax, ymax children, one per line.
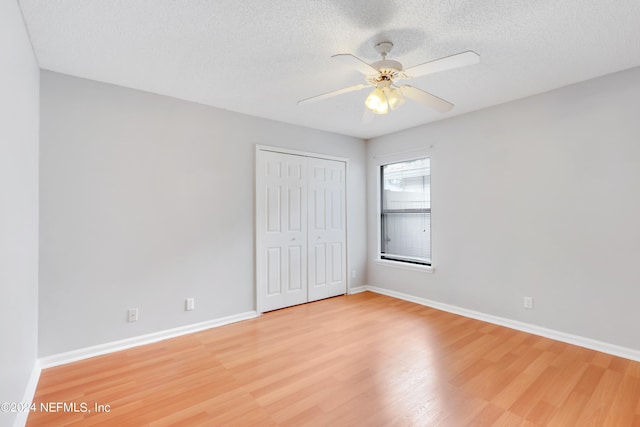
<box><xmin>307</xmin><ymin>157</ymin><xmax>347</xmax><ymax>302</ymax></box>
<box><xmin>257</xmin><ymin>151</ymin><xmax>308</xmax><ymax>312</ymax></box>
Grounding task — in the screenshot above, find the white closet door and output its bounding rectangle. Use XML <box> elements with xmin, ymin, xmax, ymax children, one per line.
<box><xmin>307</xmin><ymin>157</ymin><xmax>347</xmax><ymax>302</ymax></box>
<box><xmin>256</xmin><ymin>150</ymin><xmax>308</xmax><ymax>312</ymax></box>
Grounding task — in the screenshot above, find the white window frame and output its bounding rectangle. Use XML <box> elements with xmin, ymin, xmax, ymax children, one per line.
<box><xmin>373</xmin><ymin>149</ymin><xmax>434</xmax><ymax>273</ymax></box>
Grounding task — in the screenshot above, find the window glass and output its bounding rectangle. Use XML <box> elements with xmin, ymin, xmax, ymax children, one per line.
<box><xmin>381</xmin><ymin>158</ymin><xmax>431</xmax><ymax>265</ymax></box>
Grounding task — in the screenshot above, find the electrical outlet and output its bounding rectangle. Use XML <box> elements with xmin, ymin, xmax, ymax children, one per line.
<box><xmin>127</xmin><ymin>308</ymin><xmax>138</xmax><ymax>322</ymax></box>
<box><xmin>523</xmin><ymin>297</ymin><xmax>534</xmax><ymax>309</ymax></box>
<box><xmin>351</xmin><ymin>270</ymin><xmax>356</xmax><ymax>279</ymax></box>
<box><xmin>185</xmin><ymin>298</ymin><xmax>195</xmax><ymax>311</ymax></box>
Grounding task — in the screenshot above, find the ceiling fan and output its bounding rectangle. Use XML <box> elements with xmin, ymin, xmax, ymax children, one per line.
<box><xmin>298</xmin><ymin>41</ymin><xmax>479</xmax><ymax>115</ymax></box>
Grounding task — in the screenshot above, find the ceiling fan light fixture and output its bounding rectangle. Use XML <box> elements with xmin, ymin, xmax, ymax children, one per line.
<box><xmin>365</xmin><ymin>87</ymin><xmax>389</xmax><ymax>114</ymax></box>
<box><xmin>385</xmin><ymin>87</ymin><xmax>405</xmax><ymax>110</ymax></box>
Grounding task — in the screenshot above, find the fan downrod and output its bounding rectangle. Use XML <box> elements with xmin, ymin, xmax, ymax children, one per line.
<box><xmin>374</xmin><ymin>41</ymin><xmax>394</xmax><ymax>59</ymax></box>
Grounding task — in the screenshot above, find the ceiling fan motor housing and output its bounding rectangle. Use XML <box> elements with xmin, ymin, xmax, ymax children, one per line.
<box><xmin>372</xmin><ymin>59</ymin><xmax>403</xmax><ymax>72</ymax></box>
<box><xmin>371</xmin><ymin>41</ymin><xmax>406</xmax><ymax>82</ymax></box>
<box><xmin>368</xmin><ymin>59</ymin><xmax>406</xmax><ymax>86</ymax></box>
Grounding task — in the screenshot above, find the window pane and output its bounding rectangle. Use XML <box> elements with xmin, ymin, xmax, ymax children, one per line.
<box><xmin>381</xmin><ymin>158</ymin><xmax>431</xmax><ymax>265</ymax></box>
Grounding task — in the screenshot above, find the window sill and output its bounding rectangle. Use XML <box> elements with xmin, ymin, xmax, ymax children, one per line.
<box><xmin>373</xmin><ymin>259</ymin><xmax>434</xmax><ymax>274</ymax></box>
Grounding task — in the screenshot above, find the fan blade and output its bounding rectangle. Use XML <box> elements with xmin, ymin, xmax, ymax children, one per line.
<box><xmin>298</xmin><ymin>84</ymin><xmax>370</xmax><ymax>105</ymax></box>
<box><xmin>404</xmin><ymin>51</ymin><xmax>480</xmax><ymax>78</ymax></box>
<box><xmin>332</xmin><ymin>54</ymin><xmax>378</xmax><ymax>76</ymax></box>
<box><xmin>401</xmin><ymin>85</ymin><xmax>454</xmax><ymax>113</ymax></box>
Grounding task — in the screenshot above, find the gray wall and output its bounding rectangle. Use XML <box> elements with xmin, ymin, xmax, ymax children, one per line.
<box><xmin>367</xmin><ymin>66</ymin><xmax>640</xmax><ymax>350</ymax></box>
<box><xmin>0</xmin><ymin>1</ymin><xmax>40</xmax><ymax>425</ymax></box>
<box><xmin>39</xmin><ymin>71</ymin><xmax>367</xmax><ymax>357</ymax></box>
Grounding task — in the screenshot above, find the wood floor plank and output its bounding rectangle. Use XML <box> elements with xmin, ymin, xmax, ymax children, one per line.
<box><xmin>545</xmin><ymin>390</ymin><xmax>590</xmax><ymax>427</ymax></box>
<box><xmin>575</xmin><ymin>368</ymin><xmax>625</xmax><ymax>425</ymax></box>
<box><xmin>601</xmin><ymin>375</ymin><xmax>640</xmax><ymax>426</ymax></box>
<box><xmin>27</xmin><ymin>292</ymin><xmax>640</xmax><ymax>426</ymax></box>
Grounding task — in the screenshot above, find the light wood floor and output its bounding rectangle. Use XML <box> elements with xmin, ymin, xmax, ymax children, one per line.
<box><xmin>28</xmin><ymin>292</ymin><xmax>640</xmax><ymax>426</ymax></box>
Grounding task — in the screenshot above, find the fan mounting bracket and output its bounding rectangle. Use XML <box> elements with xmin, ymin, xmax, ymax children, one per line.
<box><xmin>374</xmin><ymin>41</ymin><xmax>394</xmax><ymax>58</ymax></box>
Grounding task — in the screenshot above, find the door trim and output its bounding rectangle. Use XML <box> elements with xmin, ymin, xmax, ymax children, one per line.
<box><xmin>256</xmin><ymin>145</ymin><xmax>349</xmax><ymax>163</ymax></box>
<box><xmin>255</xmin><ymin>145</ymin><xmax>349</xmax><ymax>313</ymax></box>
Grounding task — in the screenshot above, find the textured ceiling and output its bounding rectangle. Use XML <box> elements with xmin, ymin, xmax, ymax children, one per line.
<box><xmin>19</xmin><ymin>0</ymin><xmax>640</xmax><ymax>139</ymax></box>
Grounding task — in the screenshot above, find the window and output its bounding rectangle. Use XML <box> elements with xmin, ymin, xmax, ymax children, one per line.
<box><xmin>380</xmin><ymin>158</ymin><xmax>431</xmax><ymax>266</ymax></box>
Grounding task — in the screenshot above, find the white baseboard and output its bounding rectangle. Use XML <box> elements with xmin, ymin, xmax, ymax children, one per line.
<box><xmin>39</xmin><ymin>311</ymin><xmax>260</xmax><ymax>369</ymax></box>
<box><xmin>13</xmin><ymin>360</ymin><xmax>41</xmax><ymax>427</ymax></box>
<box><xmin>363</xmin><ymin>285</ymin><xmax>640</xmax><ymax>363</ymax></box>
<box><xmin>348</xmin><ymin>286</ymin><xmax>368</xmax><ymax>294</ymax></box>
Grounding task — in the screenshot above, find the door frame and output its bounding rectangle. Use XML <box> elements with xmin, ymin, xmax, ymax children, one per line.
<box><xmin>255</xmin><ymin>145</ymin><xmax>350</xmax><ymax>314</ymax></box>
